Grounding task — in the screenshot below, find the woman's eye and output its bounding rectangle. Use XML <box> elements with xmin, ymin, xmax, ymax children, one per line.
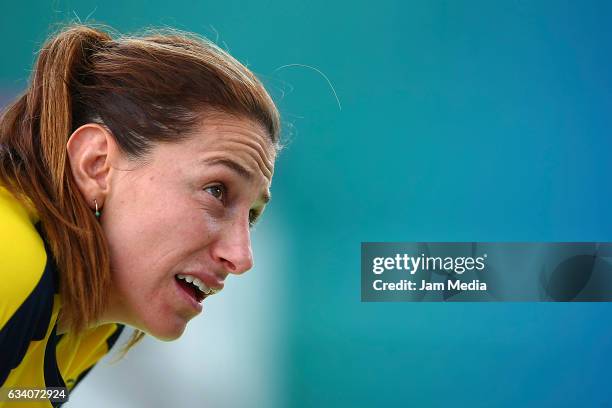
<box><xmin>204</xmin><ymin>185</ymin><xmax>225</xmax><ymax>202</ymax></box>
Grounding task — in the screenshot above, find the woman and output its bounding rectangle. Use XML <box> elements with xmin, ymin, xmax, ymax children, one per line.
<box><xmin>0</xmin><ymin>23</ymin><xmax>279</xmax><ymax>406</ymax></box>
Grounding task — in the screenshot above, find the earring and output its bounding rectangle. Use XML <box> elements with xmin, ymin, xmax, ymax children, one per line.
<box><xmin>94</xmin><ymin>199</ymin><xmax>101</xmax><ymax>219</ymax></box>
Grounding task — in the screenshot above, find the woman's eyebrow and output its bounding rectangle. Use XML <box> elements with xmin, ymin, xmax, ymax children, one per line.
<box><xmin>202</xmin><ymin>157</ymin><xmax>253</xmax><ymax>181</ymax></box>
<box><xmin>200</xmin><ymin>157</ymin><xmax>271</xmax><ymax>203</ymax></box>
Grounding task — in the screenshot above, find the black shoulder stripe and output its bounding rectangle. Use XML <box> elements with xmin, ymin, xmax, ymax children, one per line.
<box><xmin>44</xmin><ymin>324</ymin><xmax>66</xmax><ymax>408</ymax></box>
<box><xmin>70</xmin><ymin>365</ymin><xmax>93</xmax><ymax>393</ymax></box>
<box><xmin>34</xmin><ymin>222</ymin><xmax>60</xmax><ymax>295</ymax></box>
<box><xmin>106</xmin><ymin>324</ymin><xmax>125</xmax><ymax>351</ymax></box>
<box><xmin>0</xmin><ymin>255</ymin><xmax>56</xmax><ymax>386</ymax></box>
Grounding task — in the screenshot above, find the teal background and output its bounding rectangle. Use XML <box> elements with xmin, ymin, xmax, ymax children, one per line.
<box><xmin>2</xmin><ymin>1</ymin><xmax>612</xmax><ymax>407</ymax></box>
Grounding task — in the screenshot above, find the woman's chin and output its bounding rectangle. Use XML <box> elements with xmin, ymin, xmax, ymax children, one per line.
<box><xmin>154</xmin><ymin>330</ymin><xmax>186</xmax><ymax>342</ymax></box>
<box><xmin>138</xmin><ymin>316</ymin><xmax>189</xmax><ymax>341</ymax></box>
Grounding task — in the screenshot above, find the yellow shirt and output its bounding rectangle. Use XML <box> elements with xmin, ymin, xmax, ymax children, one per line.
<box><xmin>0</xmin><ymin>187</ymin><xmax>124</xmax><ymax>407</ymax></box>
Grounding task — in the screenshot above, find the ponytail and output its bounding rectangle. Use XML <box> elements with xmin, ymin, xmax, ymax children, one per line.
<box><xmin>0</xmin><ymin>26</ymin><xmax>113</xmax><ymax>333</ymax></box>
<box><xmin>31</xmin><ymin>26</ymin><xmax>111</xmax><ymax>198</ymax></box>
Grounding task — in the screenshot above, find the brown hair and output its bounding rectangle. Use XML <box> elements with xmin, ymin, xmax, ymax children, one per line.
<box><xmin>0</xmin><ymin>23</ymin><xmax>280</xmax><ymax>349</ymax></box>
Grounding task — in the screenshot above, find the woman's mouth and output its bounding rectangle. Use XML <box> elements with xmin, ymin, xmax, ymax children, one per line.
<box><xmin>175</xmin><ymin>274</ymin><xmax>210</xmax><ymax>303</ymax></box>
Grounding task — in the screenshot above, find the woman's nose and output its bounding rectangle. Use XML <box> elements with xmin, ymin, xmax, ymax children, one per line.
<box><xmin>211</xmin><ymin>219</ymin><xmax>254</xmax><ymax>275</ymax></box>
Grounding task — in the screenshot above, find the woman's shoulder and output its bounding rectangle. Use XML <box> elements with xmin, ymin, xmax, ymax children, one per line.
<box><xmin>0</xmin><ymin>187</ymin><xmax>58</xmax><ymax>387</ymax></box>
<box><xmin>0</xmin><ymin>187</ymin><xmax>49</xmax><ymax>324</ymax></box>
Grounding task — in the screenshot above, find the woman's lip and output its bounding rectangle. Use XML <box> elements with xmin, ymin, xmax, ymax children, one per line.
<box><xmin>202</xmin><ymin>273</ymin><xmax>225</xmax><ymax>291</ymax></box>
<box><xmin>182</xmin><ymin>271</ymin><xmax>225</xmax><ymax>292</ymax></box>
<box><xmin>174</xmin><ymin>278</ymin><xmax>203</xmax><ymax>313</ymax></box>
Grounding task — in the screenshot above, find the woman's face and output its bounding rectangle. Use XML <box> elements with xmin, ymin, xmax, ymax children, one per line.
<box><xmin>100</xmin><ymin>114</ymin><xmax>275</xmax><ymax>340</ymax></box>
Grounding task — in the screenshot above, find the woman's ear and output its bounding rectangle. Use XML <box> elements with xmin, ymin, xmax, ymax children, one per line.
<box><xmin>66</xmin><ymin>124</ymin><xmax>115</xmax><ymax>207</ymax></box>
